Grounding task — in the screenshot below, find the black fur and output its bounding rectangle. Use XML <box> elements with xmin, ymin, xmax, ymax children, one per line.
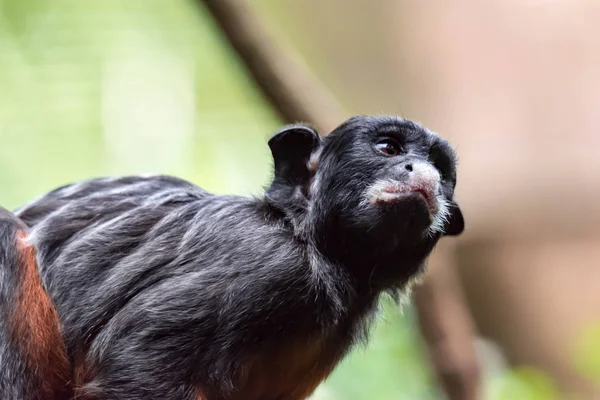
<box><xmin>7</xmin><ymin>115</ymin><xmax>463</xmax><ymax>399</ymax></box>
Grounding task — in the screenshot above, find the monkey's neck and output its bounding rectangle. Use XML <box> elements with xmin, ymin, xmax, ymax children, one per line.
<box><xmin>306</xmin><ymin>215</ymin><xmax>437</xmax><ymax>294</ymax></box>
<box><xmin>262</xmin><ymin>196</ymin><xmax>436</xmax><ymax>292</ymax></box>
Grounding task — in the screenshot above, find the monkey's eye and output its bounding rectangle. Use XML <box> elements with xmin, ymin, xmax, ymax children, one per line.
<box><xmin>375</xmin><ymin>139</ymin><xmax>402</xmax><ymax>157</ymax></box>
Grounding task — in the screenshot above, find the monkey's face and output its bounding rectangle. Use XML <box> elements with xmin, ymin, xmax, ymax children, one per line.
<box><xmin>266</xmin><ymin>115</ymin><xmax>463</xmax><ymax>288</ymax></box>
<box><xmin>311</xmin><ymin>116</ymin><xmax>463</xmax><ymax>242</ymax></box>
<box><xmin>266</xmin><ymin>115</ymin><xmax>463</xmax><ymax>249</ymax></box>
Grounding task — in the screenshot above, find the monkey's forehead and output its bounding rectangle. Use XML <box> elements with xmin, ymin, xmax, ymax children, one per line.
<box><xmin>337</xmin><ymin>115</ymin><xmax>431</xmax><ymax>137</ymax></box>
<box><xmin>328</xmin><ymin>115</ymin><xmax>458</xmax><ymax>159</ymax></box>
<box><xmin>334</xmin><ymin>116</ymin><xmax>444</xmax><ymax>145</ymax></box>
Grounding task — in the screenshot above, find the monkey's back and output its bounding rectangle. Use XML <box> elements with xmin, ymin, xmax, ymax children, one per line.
<box><xmin>16</xmin><ymin>176</ymin><xmax>213</xmax><ymax>352</ymax></box>
<box><xmin>14</xmin><ymin>175</ymin><xmax>338</xmax><ymax>398</ymax></box>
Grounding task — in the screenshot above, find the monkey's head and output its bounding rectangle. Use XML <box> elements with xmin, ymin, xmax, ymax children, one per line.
<box><xmin>267</xmin><ymin>115</ymin><xmax>464</xmax><ymax>288</ymax></box>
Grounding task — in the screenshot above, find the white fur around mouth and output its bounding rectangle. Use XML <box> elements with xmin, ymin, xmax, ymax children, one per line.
<box><xmin>375</xmin><ymin>188</ymin><xmax>426</xmax><ymax>204</ymax></box>
<box><xmin>363</xmin><ymin>179</ymin><xmax>451</xmax><ymax>237</ymax></box>
<box><xmin>368</xmin><ymin>182</ymin><xmax>437</xmax><ymax>212</ymax></box>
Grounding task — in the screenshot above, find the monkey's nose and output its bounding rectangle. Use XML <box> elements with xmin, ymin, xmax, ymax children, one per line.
<box><xmin>404</xmin><ymin>164</ymin><xmax>413</xmax><ymax>172</ymax></box>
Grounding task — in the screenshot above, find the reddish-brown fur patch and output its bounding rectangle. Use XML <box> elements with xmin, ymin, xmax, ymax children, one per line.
<box><xmin>73</xmin><ymin>358</ymin><xmax>86</xmax><ymax>388</ymax></box>
<box><xmin>226</xmin><ymin>336</ymin><xmax>343</xmax><ymax>400</ymax></box>
<box><xmin>195</xmin><ymin>388</ymin><xmax>208</xmax><ymax>400</ymax></box>
<box><xmin>12</xmin><ymin>230</ymin><xmax>72</xmax><ymax>398</ymax></box>
<box><xmin>72</xmin><ymin>351</ymin><xmax>95</xmax><ymax>397</ymax></box>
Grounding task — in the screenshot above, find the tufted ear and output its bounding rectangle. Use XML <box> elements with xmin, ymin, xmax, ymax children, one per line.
<box><xmin>443</xmin><ymin>200</ymin><xmax>464</xmax><ymax>236</ymax></box>
<box><xmin>266</xmin><ymin>124</ymin><xmax>322</xmax><ymax>204</ymax></box>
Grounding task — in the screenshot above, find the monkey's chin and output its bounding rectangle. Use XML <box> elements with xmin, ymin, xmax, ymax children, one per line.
<box><xmin>367</xmin><ymin>194</ymin><xmax>433</xmax><ymax>245</ymax></box>
<box><xmin>375</xmin><ymin>192</ymin><xmax>433</xmax><ymax>224</ymax></box>
<box><xmin>373</xmin><ymin>191</ymin><xmax>436</xmax><ymax>214</ymax></box>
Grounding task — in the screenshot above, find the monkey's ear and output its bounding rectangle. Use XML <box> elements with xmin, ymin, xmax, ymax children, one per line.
<box><xmin>443</xmin><ymin>200</ymin><xmax>464</xmax><ymax>236</ymax></box>
<box><xmin>267</xmin><ymin>124</ymin><xmax>322</xmax><ymax>190</ymax></box>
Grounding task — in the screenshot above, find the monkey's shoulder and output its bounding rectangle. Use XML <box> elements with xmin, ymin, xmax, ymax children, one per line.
<box><xmin>15</xmin><ymin>174</ymin><xmax>211</xmax><ymax>225</ymax></box>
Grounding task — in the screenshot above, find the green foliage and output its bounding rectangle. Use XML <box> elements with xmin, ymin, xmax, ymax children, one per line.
<box><xmin>573</xmin><ymin>322</ymin><xmax>600</xmax><ymax>385</ymax></box>
<box><xmin>320</xmin><ymin>298</ymin><xmax>440</xmax><ymax>400</ymax></box>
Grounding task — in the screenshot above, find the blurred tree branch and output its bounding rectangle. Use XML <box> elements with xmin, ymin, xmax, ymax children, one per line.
<box><xmin>200</xmin><ymin>0</ymin><xmax>346</xmax><ymax>133</ymax></box>
<box><xmin>414</xmin><ymin>243</ymin><xmax>482</xmax><ymax>400</ymax></box>
<box><xmin>196</xmin><ymin>0</ymin><xmax>482</xmax><ymax>398</ymax></box>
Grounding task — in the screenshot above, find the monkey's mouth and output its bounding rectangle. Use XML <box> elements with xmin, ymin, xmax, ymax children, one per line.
<box><xmin>379</xmin><ymin>185</ymin><xmax>438</xmax><ymax>214</ymax></box>
<box><xmin>365</xmin><ymin>179</ymin><xmax>440</xmax><ymax>216</ymax></box>
<box><xmin>410</xmin><ymin>188</ymin><xmax>435</xmax><ymax>209</ymax></box>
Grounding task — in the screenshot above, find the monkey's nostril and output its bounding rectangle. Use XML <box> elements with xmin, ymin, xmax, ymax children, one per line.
<box><xmin>405</xmin><ymin>164</ymin><xmax>413</xmax><ymax>172</ymax></box>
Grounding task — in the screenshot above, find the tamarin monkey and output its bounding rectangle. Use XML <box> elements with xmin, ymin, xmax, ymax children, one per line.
<box><xmin>0</xmin><ymin>115</ymin><xmax>464</xmax><ymax>399</ymax></box>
